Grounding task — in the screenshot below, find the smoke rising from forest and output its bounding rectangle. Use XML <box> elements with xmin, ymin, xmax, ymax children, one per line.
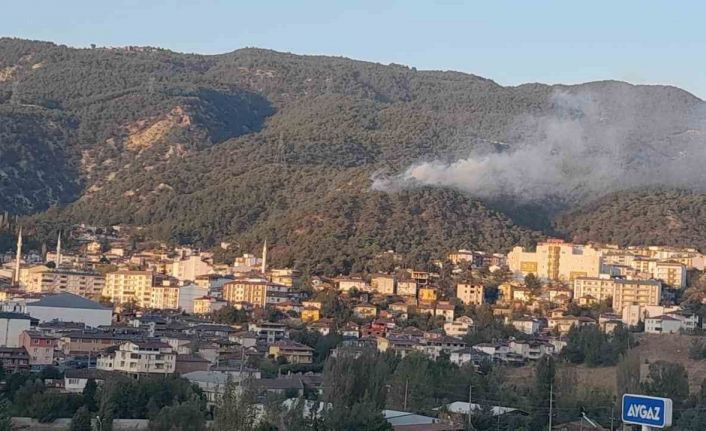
<box><xmin>373</xmin><ymin>89</ymin><xmax>706</xmax><ymax>202</ymax></box>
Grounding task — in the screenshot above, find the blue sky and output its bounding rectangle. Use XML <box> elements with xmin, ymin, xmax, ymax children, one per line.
<box><xmin>3</xmin><ymin>0</ymin><xmax>704</xmax><ymax>98</ymax></box>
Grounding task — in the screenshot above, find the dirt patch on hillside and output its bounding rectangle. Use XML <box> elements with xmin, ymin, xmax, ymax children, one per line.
<box><xmin>504</xmin><ymin>334</ymin><xmax>706</xmax><ymax>394</ymax></box>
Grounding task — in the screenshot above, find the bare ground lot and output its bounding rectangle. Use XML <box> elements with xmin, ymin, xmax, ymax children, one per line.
<box><xmin>504</xmin><ymin>334</ymin><xmax>706</xmax><ymax>394</ymax></box>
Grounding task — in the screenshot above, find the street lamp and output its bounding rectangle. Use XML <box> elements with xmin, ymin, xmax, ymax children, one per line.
<box><xmin>95</xmin><ymin>415</ymin><xmax>102</xmax><ymax>431</ymax></box>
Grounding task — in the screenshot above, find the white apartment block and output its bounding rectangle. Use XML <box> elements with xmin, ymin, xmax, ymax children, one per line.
<box><xmin>104</xmin><ymin>271</ymin><xmax>154</xmax><ymax>308</ymax></box>
<box><xmin>170</xmin><ymin>255</ymin><xmax>213</xmax><ymax>282</ymax></box>
<box><xmin>97</xmin><ymin>340</ymin><xmax>176</xmax><ymax>375</ymax></box>
<box><xmin>507</xmin><ymin>240</ymin><xmax>603</xmax><ymax>282</ymax></box>
<box><xmin>456</xmin><ymin>283</ymin><xmax>484</xmax><ymax>305</ymax></box>
<box><xmin>645</xmin><ymin>313</ymin><xmax>699</xmax><ymax>334</ymax></box>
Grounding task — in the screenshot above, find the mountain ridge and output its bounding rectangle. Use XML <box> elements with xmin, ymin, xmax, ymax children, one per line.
<box><xmin>1</xmin><ymin>38</ymin><xmax>705</xmax><ymax>273</ymax></box>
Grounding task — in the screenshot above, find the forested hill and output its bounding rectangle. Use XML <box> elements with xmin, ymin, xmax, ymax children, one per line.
<box><xmin>1</xmin><ymin>38</ymin><xmax>705</xmax><ymax>273</ymax></box>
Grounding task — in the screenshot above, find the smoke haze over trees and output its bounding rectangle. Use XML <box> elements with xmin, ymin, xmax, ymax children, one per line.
<box><xmin>374</xmin><ymin>87</ymin><xmax>706</xmax><ymax>202</ymax></box>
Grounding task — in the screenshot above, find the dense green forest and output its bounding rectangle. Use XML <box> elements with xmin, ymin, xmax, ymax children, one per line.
<box><xmin>1</xmin><ymin>38</ymin><xmax>705</xmax><ymax>273</ymax></box>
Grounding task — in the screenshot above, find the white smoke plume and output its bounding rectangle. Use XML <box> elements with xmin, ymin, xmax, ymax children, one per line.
<box><xmin>373</xmin><ymin>88</ymin><xmax>706</xmax><ymax>202</ymax></box>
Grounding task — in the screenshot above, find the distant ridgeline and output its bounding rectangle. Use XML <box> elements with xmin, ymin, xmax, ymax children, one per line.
<box><xmin>1</xmin><ymin>38</ymin><xmax>705</xmax><ymax>273</ymax></box>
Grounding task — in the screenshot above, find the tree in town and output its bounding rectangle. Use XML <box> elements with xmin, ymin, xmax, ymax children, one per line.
<box><xmin>212</xmin><ymin>379</ymin><xmax>260</xmax><ymax>431</ymax></box>
<box><xmin>82</xmin><ymin>378</ymin><xmax>98</xmax><ymax>411</ymax></box>
<box><xmin>531</xmin><ymin>356</ymin><xmax>555</xmax><ymax>430</ymax></box>
<box><xmin>524</xmin><ymin>273</ymin><xmax>542</xmax><ymax>292</ymax></box>
<box><xmin>0</xmin><ymin>398</ymin><xmax>12</xmax><ymax>431</ymax></box>
<box><xmin>148</xmin><ymin>401</ymin><xmax>206</xmax><ymax>431</ymax></box>
<box><xmin>616</xmin><ymin>350</ymin><xmax>641</xmax><ymax>404</ymax></box>
<box><xmin>322</xmin><ymin>350</ymin><xmax>392</xmax><ymax>430</ymax></box>
<box><xmin>70</xmin><ymin>406</ymin><xmax>92</xmax><ymax>431</ymax></box>
<box><xmin>643</xmin><ymin>361</ymin><xmax>689</xmax><ymax>410</ymax></box>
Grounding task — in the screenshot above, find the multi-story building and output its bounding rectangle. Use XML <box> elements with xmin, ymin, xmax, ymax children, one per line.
<box><xmin>170</xmin><ymin>255</ymin><xmax>213</xmax><ymax>282</ymax></box>
<box><xmin>507</xmin><ymin>239</ymin><xmax>603</xmax><ymax>281</ymax></box>
<box><xmin>456</xmin><ymin>283</ymin><xmax>484</xmax><ymax>305</ymax></box>
<box><xmin>418</xmin><ymin>287</ymin><xmax>437</xmax><ymax>302</ymax></box>
<box><xmin>59</xmin><ymin>331</ymin><xmax>133</xmax><ymax>355</ymax></box>
<box><xmin>444</xmin><ymin>316</ymin><xmax>474</xmax><ymax>337</ymax></box>
<box><xmin>654</xmin><ymin>261</ymin><xmax>687</xmax><ymax>288</ymax></box>
<box><xmin>0</xmin><ymin>347</ymin><xmax>30</xmax><ymax>371</ymax></box>
<box><xmin>510</xmin><ymin>317</ymin><xmax>541</xmax><ymax>335</ymax></box>
<box><xmin>150</xmin><ymin>285</ymin><xmax>180</xmax><ymax>310</ymax></box>
<box><xmin>370</xmin><ymin>274</ymin><xmax>396</xmax><ymax>295</ymax></box>
<box><xmin>621</xmin><ymin>304</ymin><xmax>680</xmax><ymax>326</ymax></box>
<box><xmin>104</xmin><ymin>271</ymin><xmax>155</xmax><ymax>308</ymax></box>
<box><xmin>97</xmin><ymin>340</ymin><xmax>176</xmax><ymax>375</ymax></box>
<box><xmin>574</xmin><ymin>276</ymin><xmax>662</xmax><ymax>313</ymax></box>
<box><xmin>223</xmin><ymin>278</ymin><xmax>268</xmax><ymax>307</ymax></box>
<box><xmin>334</xmin><ymin>276</ymin><xmax>370</xmax><ymax>293</ymax></box>
<box><xmin>301</xmin><ymin>307</ymin><xmax>321</xmax><ymax>322</ymax></box>
<box><xmin>612</xmin><ymin>279</ymin><xmax>661</xmax><ymax>314</ymax></box>
<box><xmin>645</xmin><ymin>313</ymin><xmax>699</xmax><ymax>334</ymax></box>
<box><xmin>448</xmin><ymin>250</ymin><xmax>475</xmax><ymax>265</ymax></box>
<box><xmin>268</xmin><ymin>268</ymin><xmax>300</xmax><ymax>287</ymax></box>
<box><xmin>573</xmin><ymin>276</ymin><xmax>617</xmax><ymax>303</ymax></box>
<box><xmin>268</xmin><ymin>341</ymin><xmax>314</xmax><ymax>364</ymax></box>
<box><xmin>20</xmin><ymin>267</ymin><xmax>105</xmax><ymax>299</ymax></box>
<box><xmin>0</xmin><ymin>312</ymin><xmax>32</xmax><ymax>347</ymax></box>
<box><xmin>193</xmin><ymin>296</ymin><xmax>227</xmax><ymax>314</ymax></box>
<box><xmin>20</xmin><ymin>330</ymin><xmax>57</xmax><ymax>366</ymax></box>
<box><xmin>434</xmin><ymin>302</ymin><xmax>455</xmax><ymax>322</ymax></box>
<box><xmin>397</xmin><ymin>280</ymin><xmax>418</xmax><ymax>297</ymax></box>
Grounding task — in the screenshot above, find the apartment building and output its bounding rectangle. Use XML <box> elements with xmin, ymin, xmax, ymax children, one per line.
<box><xmin>418</xmin><ymin>287</ymin><xmax>437</xmax><ymax>302</ymax></box>
<box><xmin>20</xmin><ymin>266</ymin><xmax>105</xmax><ymax>299</ymax></box>
<box><xmin>370</xmin><ymin>274</ymin><xmax>396</xmax><ymax>295</ymax></box>
<box><xmin>20</xmin><ymin>330</ymin><xmax>57</xmax><ymax>366</ymax></box>
<box><xmin>397</xmin><ymin>280</ymin><xmax>418</xmax><ymax>297</ymax></box>
<box><xmin>456</xmin><ymin>283</ymin><xmax>484</xmax><ymax>306</ymax></box>
<box><xmin>150</xmin><ymin>285</ymin><xmax>180</xmax><ymax>310</ymax></box>
<box><xmin>59</xmin><ymin>331</ymin><xmax>132</xmax><ymax>355</ymax></box>
<box><xmin>97</xmin><ymin>340</ymin><xmax>176</xmax><ymax>375</ymax></box>
<box><xmin>334</xmin><ymin>276</ymin><xmax>370</xmax><ymax>293</ymax></box>
<box><xmin>268</xmin><ymin>268</ymin><xmax>300</xmax><ymax>287</ymax></box>
<box><xmin>573</xmin><ymin>276</ymin><xmax>617</xmax><ymax>303</ymax></box>
<box><xmin>170</xmin><ymin>255</ymin><xmax>213</xmax><ymax>282</ymax></box>
<box><xmin>612</xmin><ymin>279</ymin><xmax>661</xmax><ymax>313</ymax></box>
<box><xmin>654</xmin><ymin>261</ymin><xmax>687</xmax><ymax>288</ymax></box>
<box><xmin>223</xmin><ymin>278</ymin><xmax>268</xmax><ymax>307</ymax></box>
<box><xmin>193</xmin><ymin>296</ymin><xmax>227</xmax><ymax>314</ymax></box>
<box><xmin>507</xmin><ymin>239</ymin><xmax>603</xmax><ymax>281</ymax></box>
<box><xmin>103</xmin><ymin>271</ymin><xmax>154</xmax><ymax>307</ymax></box>
<box><xmin>268</xmin><ymin>340</ymin><xmax>314</xmax><ymax>364</ymax></box>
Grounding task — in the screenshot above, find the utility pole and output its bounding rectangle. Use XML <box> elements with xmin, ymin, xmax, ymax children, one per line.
<box><xmin>403</xmin><ymin>379</ymin><xmax>408</xmax><ymax>411</ymax></box>
<box><xmin>468</xmin><ymin>383</ymin><xmax>473</xmax><ymax>430</ymax></box>
<box><xmin>548</xmin><ymin>383</ymin><xmax>553</xmax><ymax>431</ymax></box>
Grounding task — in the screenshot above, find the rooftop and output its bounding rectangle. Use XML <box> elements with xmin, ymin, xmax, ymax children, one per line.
<box><xmin>28</xmin><ymin>293</ymin><xmax>110</xmax><ymax>310</ymax></box>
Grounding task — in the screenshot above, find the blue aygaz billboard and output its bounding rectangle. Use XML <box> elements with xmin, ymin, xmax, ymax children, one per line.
<box><xmin>622</xmin><ymin>394</ymin><xmax>673</xmax><ymax>428</ymax></box>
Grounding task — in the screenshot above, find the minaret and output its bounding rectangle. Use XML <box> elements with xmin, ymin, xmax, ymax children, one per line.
<box><xmin>56</xmin><ymin>230</ymin><xmax>62</xmax><ymax>267</ymax></box>
<box><xmin>13</xmin><ymin>227</ymin><xmax>22</xmax><ymax>286</ymax></box>
<box><xmin>261</xmin><ymin>240</ymin><xmax>267</xmax><ymax>275</ymax></box>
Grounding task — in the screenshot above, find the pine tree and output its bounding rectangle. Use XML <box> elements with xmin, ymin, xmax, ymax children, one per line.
<box><xmin>70</xmin><ymin>406</ymin><xmax>92</xmax><ymax>431</ymax></box>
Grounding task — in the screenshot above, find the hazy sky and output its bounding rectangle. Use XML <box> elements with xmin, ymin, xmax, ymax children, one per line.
<box><xmin>3</xmin><ymin>0</ymin><xmax>705</xmax><ymax>98</ymax></box>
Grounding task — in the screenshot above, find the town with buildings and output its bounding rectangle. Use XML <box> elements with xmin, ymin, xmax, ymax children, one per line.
<box><xmin>0</xmin><ymin>224</ymin><xmax>703</xmax><ymax>429</ymax></box>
